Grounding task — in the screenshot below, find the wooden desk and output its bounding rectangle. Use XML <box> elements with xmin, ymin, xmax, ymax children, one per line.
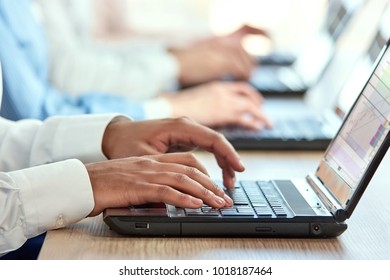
<box><xmin>38</xmin><ymin>150</ymin><xmax>390</xmax><ymax>260</ymax></box>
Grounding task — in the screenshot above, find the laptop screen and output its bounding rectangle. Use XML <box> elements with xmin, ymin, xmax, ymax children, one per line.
<box><xmin>293</xmin><ymin>0</ymin><xmax>364</xmax><ymax>86</ymax></box>
<box><xmin>316</xmin><ymin>40</ymin><xmax>390</xmax><ymax>209</ymax></box>
<box><xmin>0</xmin><ymin>62</ymin><xmax>2</xmax><ymax>104</ymax></box>
<box><xmin>325</xmin><ymin>0</ymin><xmax>364</xmax><ymax>40</ymax></box>
<box><xmin>336</xmin><ymin>9</ymin><xmax>390</xmax><ymax>115</ymax></box>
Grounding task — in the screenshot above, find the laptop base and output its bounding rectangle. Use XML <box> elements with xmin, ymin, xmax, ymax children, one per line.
<box><xmin>103</xmin><ymin>211</ymin><xmax>347</xmax><ymax>238</ymax></box>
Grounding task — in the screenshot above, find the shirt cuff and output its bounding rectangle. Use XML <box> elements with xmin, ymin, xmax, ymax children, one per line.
<box><xmin>30</xmin><ymin>114</ymin><xmax>127</xmax><ymax>165</ymax></box>
<box><xmin>8</xmin><ymin>159</ymin><xmax>94</xmax><ymax>237</ymax></box>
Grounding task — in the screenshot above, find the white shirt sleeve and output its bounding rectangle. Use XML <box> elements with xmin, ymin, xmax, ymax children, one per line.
<box><xmin>0</xmin><ymin>113</ymin><xmax>122</xmax><ymax>256</ymax></box>
<box><xmin>0</xmin><ymin>159</ymin><xmax>94</xmax><ymax>256</ymax></box>
<box><xmin>0</xmin><ymin>114</ymin><xmax>119</xmax><ymax>171</ymax></box>
<box><xmin>37</xmin><ymin>0</ymin><xmax>180</xmax><ymax>101</ymax></box>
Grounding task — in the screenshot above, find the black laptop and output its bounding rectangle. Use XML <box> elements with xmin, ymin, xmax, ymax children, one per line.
<box><xmin>104</xmin><ymin>38</ymin><xmax>390</xmax><ymax>238</ymax></box>
<box><xmin>250</xmin><ymin>0</ymin><xmax>364</xmax><ymax>96</ymax></box>
<box><xmin>219</xmin><ymin>96</ymin><xmax>340</xmax><ymax>150</ymax></box>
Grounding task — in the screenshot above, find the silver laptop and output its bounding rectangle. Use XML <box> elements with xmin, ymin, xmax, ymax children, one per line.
<box><xmin>221</xmin><ymin>3</ymin><xmax>388</xmax><ymax>151</ymax></box>
<box><xmin>219</xmin><ymin>96</ymin><xmax>340</xmax><ymax>150</ymax></box>
<box><xmin>250</xmin><ymin>0</ymin><xmax>364</xmax><ymax>96</ymax></box>
<box><xmin>104</xmin><ymin>38</ymin><xmax>390</xmax><ymax>238</ymax></box>
<box><xmin>257</xmin><ymin>0</ymin><xmax>361</xmax><ymax>67</ymax></box>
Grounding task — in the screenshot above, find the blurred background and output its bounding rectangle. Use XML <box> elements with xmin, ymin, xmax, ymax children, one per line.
<box><xmin>100</xmin><ymin>0</ymin><xmax>327</xmax><ymax>55</ymax></box>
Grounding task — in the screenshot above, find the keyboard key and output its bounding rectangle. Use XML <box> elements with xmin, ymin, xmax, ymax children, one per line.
<box><xmin>185</xmin><ymin>208</ymin><xmax>220</xmax><ymax>216</ymax></box>
<box><xmin>177</xmin><ymin>180</ymin><xmax>293</xmax><ymax>219</ymax></box>
<box><xmin>220</xmin><ymin>209</ymin><xmax>240</xmax><ymax>216</ymax></box>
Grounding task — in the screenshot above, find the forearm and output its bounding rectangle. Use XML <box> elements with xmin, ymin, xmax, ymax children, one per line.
<box><xmin>48</xmin><ymin>46</ymin><xmax>179</xmax><ymax>100</ymax></box>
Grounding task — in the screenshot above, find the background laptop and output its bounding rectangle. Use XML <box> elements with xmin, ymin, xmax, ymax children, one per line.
<box><xmin>104</xmin><ymin>38</ymin><xmax>390</xmax><ymax>238</ymax></box>
<box><xmin>0</xmin><ymin>63</ymin><xmax>2</xmax><ymax>98</ymax></box>
<box><xmin>256</xmin><ymin>0</ymin><xmax>361</xmax><ymax>67</ymax></box>
<box><xmin>221</xmin><ymin>1</ymin><xmax>388</xmax><ymax>151</ymax></box>
<box><xmin>219</xmin><ymin>95</ymin><xmax>340</xmax><ymax>150</ymax></box>
<box><xmin>249</xmin><ymin>0</ymin><xmax>364</xmax><ymax>96</ymax></box>
<box><xmin>335</xmin><ymin>5</ymin><xmax>390</xmax><ymax>115</ymax></box>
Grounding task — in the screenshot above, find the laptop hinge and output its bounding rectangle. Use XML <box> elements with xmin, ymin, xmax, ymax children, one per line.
<box><xmin>306</xmin><ymin>174</ymin><xmax>347</xmax><ymax>222</ymax></box>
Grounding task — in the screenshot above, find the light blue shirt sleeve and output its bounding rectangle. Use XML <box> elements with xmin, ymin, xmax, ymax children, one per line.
<box><xmin>0</xmin><ymin>0</ymin><xmax>145</xmax><ymax>121</ymax></box>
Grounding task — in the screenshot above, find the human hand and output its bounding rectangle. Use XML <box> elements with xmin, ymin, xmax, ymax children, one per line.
<box><xmin>171</xmin><ymin>42</ymin><xmax>253</xmax><ymax>85</ymax></box>
<box><xmin>164</xmin><ymin>81</ymin><xmax>271</xmax><ymax>129</ymax></box>
<box><xmin>102</xmin><ymin>116</ymin><xmax>245</xmax><ymax>188</ymax></box>
<box><xmin>86</xmin><ymin>153</ymin><xmax>233</xmax><ymax>216</ymax></box>
<box><xmin>171</xmin><ymin>25</ymin><xmax>268</xmax><ymax>85</ymax></box>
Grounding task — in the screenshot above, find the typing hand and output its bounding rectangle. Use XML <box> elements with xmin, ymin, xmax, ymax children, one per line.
<box><xmin>172</xmin><ymin>25</ymin><xmax>269</xmax><ymax>85</ymax></box>
<box><xmin>172</xmin><ymin>42</ymin><xmax>254</xmax><ymax>85</ymax></box>
<box><xmin>102</xmin><ymin>116</ymin><xmax>245</xmax><ymax>188</ymax></box>
<box><xmin>86</xmin><ymin>153</ymin><xmax>234</xmax><ymax>216</ymax></box>
<box><xmin>164</xmin><ymin>81</ymin><xmax>272</xmax><ymax>130</ymax></box>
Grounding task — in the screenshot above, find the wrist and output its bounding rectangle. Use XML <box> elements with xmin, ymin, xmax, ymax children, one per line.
<box><xmin>102</xmin><ymin>116</ymin><xmax>130</xmax><ymax>159</ymax></box>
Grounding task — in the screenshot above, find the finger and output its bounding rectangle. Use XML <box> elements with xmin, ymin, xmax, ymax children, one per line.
<box><xmin>228</xmin><ymin>82</ymin><xmax>263</xmax><ymax>105</ymax></box>
<box><xmin>221</xmin><ymin>89</ymin><xmax>271</xmax><ymax>130</ymax></box>
<box><xmin>160</xmin><ymin>118</ymin><xmax>245</xmax><ymax>189</ymax></box>
<box><xmin>245</xmin><ymin>106</ymin><xmax>272</xmax><ymax>128</ymax></box>
<box><xmin>150</xmin><ymin>158</ymin><xmax>233</xmax><ymax>206</ymax></box>
<box><xmin>204</xmin><ymin>134</ymin><xmax>245</xmax><ymax>188</ymax></box>
<box><xmin>135</xmin><ymin>182</ymin><xmax>204</xmax><ymax>209</ymax></box>
<box><xmin>143</xmin><ymin>170</ymin><xmax>231</xmax><ymax>208</ymax></box>
<box><xmin>235</xmin><ymin>110</ymin><xmax>272</xmax><ymax>130</ymax></box>
<box><xmin>145</xmin><ymin>184</ymin><xmax>231</xmax><ymax>209</ymax></box>
<box><xmin>233</xmin><ymin>115</ymin><xmax>265</xmax><ymax>131</ymax></box>
<box><xmin>146</xmin><ymin>152</ymin><xmax>209</xmax><ymax>177</ymax></box>
<box><xmin>167</xmin><ymin>118</ymin><xmax>245</xmax><ymax>172</ymax></box>
<box><xmin>222</xmin><ymin>166</ymin><xmax>237</xmax><ymax>189</ymax></box>
<box><xmin>233</xmin><ymin>97</ymin><xmax>272</xmax><ymax>129</ymax></box>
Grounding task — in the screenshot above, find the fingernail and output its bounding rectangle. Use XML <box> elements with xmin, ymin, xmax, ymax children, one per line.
<box><xmin>224</xmin><ymin>194</ymin><xmax>233</xmax><ymax>206</ymax></box>
<box><xmin>215</xmin><ymin>196</ymin><xmax>225</xmax><ymax>206</ymax></box>
<box><xmin>191</xmin><ymin>197</ymin><xmax>203</xmax><ymax>207</ymax></box>
<box><xmin>256</xmin><ymin>122</ymin><xmax>263</xmax><ymax>130</ymax></box>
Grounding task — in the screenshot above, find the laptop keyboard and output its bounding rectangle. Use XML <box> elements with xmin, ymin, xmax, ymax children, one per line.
<box><xmin>221</xmin><ymin>118</ymin><xmax>327</xmax><ymax>141</ymax></box>
<box><xmin>169</xmin><ymin>181</ymin><xmax>291</xmax><ymax>218</ymax></box>
<box><xmin>250</xmin><ymin>66</ymin><xmax>307</xmax><ymax>93</ymax></box>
